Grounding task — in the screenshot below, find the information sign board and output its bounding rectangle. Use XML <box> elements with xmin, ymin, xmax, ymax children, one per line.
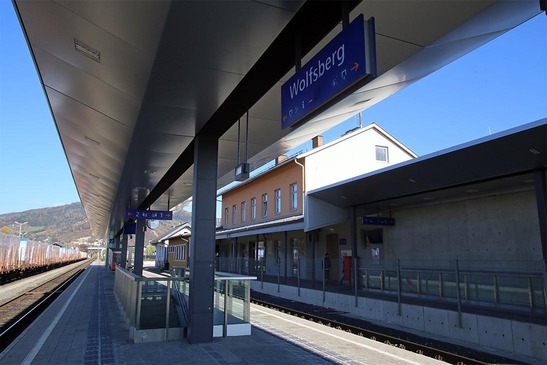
<box><xmin>125</xmin><ymin>209</ymin><xmax>173</xmax><ymax>220</ymax></box>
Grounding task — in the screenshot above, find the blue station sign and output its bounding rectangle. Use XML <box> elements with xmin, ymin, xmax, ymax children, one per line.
<box><xmin>125</xmin><ymin>209</ymin><xmax>173</xmax><ymax>220</ymax></box>
<box><xmin>281</xmin><ymin>14</ymin><xmax>376</xmax><ymax>129</ymax></box>
<box><xmin>362</xmin><ymin>217</ymin><xmax>395</xmax><ymax>226</ymax></box>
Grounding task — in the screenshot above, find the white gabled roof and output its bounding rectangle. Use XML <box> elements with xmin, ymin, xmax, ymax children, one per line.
<box><xmin>298</xmin><ymin>122</ymin><xmax>417</xmax><ymax>160</ymax></box>
<box><xmin>154</xmin><ymin>222</ymin><xmax>191</xmax><ymax>243</ymax></box>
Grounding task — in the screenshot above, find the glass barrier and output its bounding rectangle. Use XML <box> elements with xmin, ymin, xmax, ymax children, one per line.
<box><xmin>214</xmin><ymin>272</ymin><xmax>255</xmax><ymax>337</ymax></box>
<box><xmin>114</xmin><ymin>266</ymin><xmax>255</xmax><ymax>342</ymax></box>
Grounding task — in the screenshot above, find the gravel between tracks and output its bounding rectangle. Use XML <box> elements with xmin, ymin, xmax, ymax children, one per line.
<box><xmin>0</xmin><ymin>260</ymin><xmax>91</xmax><ymax>306</ymax></box>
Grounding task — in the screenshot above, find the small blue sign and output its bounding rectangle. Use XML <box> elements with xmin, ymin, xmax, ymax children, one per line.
<box><xmin>281</xmin><ymin>14</ymin><xmax>375</xmax><ymax>129</ymax></box>
<box><xmin>125</xmin><ymin>209</ymin><xmax>173</xmax><ymax>220</ymax></box>
<box><xmin>123</xmin><ymin>223</ymin><xmax>136</xmax><ymax>234</ymax></box>
<box><xmin>362</xmin><ymin>217</ymin><xmax>395</xmax><ymax>226</ymax></box>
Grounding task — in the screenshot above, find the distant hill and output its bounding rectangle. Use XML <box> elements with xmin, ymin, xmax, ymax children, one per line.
<box><xmin>0</xmin><ymin>202</ymin><xmax>91</xmax><ymax>244</ymax></box>
<box><xmin>0</xmin><ymin>202</ymin><xmax>193</xmax><ymax>245</ymax></box>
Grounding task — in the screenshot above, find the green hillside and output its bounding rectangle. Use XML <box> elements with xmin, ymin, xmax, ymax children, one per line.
<box><xmin>0</xmin><ymin>202</ymin><xmax>91</xmax><ymax>244</ymax></box>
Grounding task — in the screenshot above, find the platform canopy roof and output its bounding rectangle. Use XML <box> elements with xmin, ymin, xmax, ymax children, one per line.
<box><xmin>308</xmin><ymin>118</ymin><xmax>547</xmax><ymax>218</ymax></box>
<box><xmin>13</xmin><ymin>0</ymin><xmax>542</xmax><ymax>237</ymax></box>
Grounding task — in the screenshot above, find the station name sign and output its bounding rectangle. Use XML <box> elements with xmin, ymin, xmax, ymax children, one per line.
<box><xmin>125</xmin><ymin>209</ymin><xmax>173</xmax><ymax>220</ymax></box>
<box><xmin>362</xmin><ymin>217</ymin><xmax>395</xmax><ymax>226</ymax></box>
<box><xmin>281</xmin><ymin>14</ymin><xmax>376</xmax><ymax>129</ymax></box>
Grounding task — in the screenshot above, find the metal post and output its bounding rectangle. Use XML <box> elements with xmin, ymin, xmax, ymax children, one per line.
<box><xmin>312</xmin><ymin>231</ymin><xmax>316</xmax><ymax>289</ymax></box>
<box><xmin>528</xmin><ymin>276</ymin><xmax>534</xmax><ymax>310</ymax></box>
<box><xmin>223</xmin><ymin>281</ymin><xmax>229</xmax><ymax>337</ymax></box>
<box><xmin>354</xmin><ymin>257</ymin><xmax>358</xmax><ymax>306</ymax></box>
<box><xmin>493</xmin><ymin>275</ymin><xmax>499</xmax><ymax>306</ymax></box>
<box><xmin>322</xmin><ymin>262</ymin><xmax>326</xmax><ymax>304</ymax></box>
<box><xmin>464</xmin><ymin>275</ymin><xmax>469</xmax><ymax>301</ymax></box>
<box><xmin>284</xmin><ymin>232</ymin><xmax>288</xmax><ymax>284</ymax></box>
<box><xmin>297</xmin><ymin>257</ymin><xmax>301</xmax><ymax>296</ymax></box>
<box><xmin>350</xmin><ymin>206</ymin><xmax>358</xmax><ymax>307</ymax></box>
<box><xmin>136</xmin><ymin>281</ymin><xmax>142</xmax><ymax>330</ymax></box>
<box><xmin>277</xmin><ymin>257</ymin><xmax>280</xmax><ymax>293</ymax></box>
<box><xmin>397</xmin><ymin>259</ymin><xmax>402</xmax><ymax>316</ymax></box>
<box><xmin>261</xmin><ymin>257</ymin><xmax>264</xmax><ymax>289</ymax></box>
<box><xmin>439</xmin><ymin>273</ymin><xmax>444</xmax><ymax>299</ymax></box>
<box><xmin>166</xmin><ymin>281</ymin><xmax>171</xmax><ymax>340</ymax></box>
<box><xmin>455</xmin><ymin>260</ymin><xmax>462</xmax><ymax>328</ymax></box>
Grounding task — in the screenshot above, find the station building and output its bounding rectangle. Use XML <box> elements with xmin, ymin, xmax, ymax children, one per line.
<box><xmin>216</xmin><ymin>119</ymin><xmax>547</xmax><ymax>360</ymax></box>
<box><xmin>216</xmin><ymin>122</ymin><xmax>416</xmax><ymax>280</ymax></box>
<box><xmin>153</xmin><ymin>222</ymin><xmax>191</xmax><ymax>271</ymax></box>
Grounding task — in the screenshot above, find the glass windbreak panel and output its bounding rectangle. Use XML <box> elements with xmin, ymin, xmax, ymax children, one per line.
<box><xmin>227</xmin><ymin>279</ymin><xmax>250</xmax><ymax>324</ymax></box>
<box><xmin>464</xmin><ymin>274</ymin><xmax>495</xmax><ymax>303</ymax></box>
<box><xmin>441</xmin><ymin>272</ymin><xmax>457</xmax><ymax>299</ymax></box>
<box><xmin>364</xmin><ymin>269</ymin><xmax>383</xmax><ymax>290</ymax></box>
<box><xmin>497</xmin><ymin>275</ymin><xmax>532</xmax><ymax>307</ymax></box>
<box><xmin>418</xmin><ymin>272</ymin><xmax>440</xmax><ymax>297</ymax></box>
<box><xmin>401</xmin><ymin>270</ymin><xmax>420</xmax><ymax>295</ymax></box>
<box><xmin>531</xmin><ymin>276</ymin><xmax>546</xmax><ymax>309</ymax></box>
<box><xmin>139</xmin><ymin>280</ymin><xmax>179</xmax><ymax>330</ymax></box>
<box><xmin>213</xmin><ymin>280</ymin><xmax>226</xmax><ymax>326</ymax></box>
<box><xmin>383</xmin><ymin>270</ymin><xmax>398</xmax><ymax>291</ymax></box>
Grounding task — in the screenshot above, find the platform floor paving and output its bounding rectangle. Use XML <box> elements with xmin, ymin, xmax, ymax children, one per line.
<box><xmin>1</xmin><ymin>261</ymin><xmax>451</xmax><ymax>364</ymax></box>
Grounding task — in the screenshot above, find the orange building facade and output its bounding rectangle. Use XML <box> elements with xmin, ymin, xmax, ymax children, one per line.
<box><xmin>216</xmin><ymin>158</ymin><xmax>308</xmax><ymax>280</ymax></box>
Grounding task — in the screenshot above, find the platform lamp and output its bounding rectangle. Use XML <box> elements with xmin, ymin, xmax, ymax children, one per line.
<box><xmin>14</xmin><ymin>221</ymin><xmax>28</xmax><ymax>238</ymax></box>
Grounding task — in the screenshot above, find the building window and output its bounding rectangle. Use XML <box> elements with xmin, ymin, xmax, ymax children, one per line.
<box><xmin>251</xmin><ymin>197</ymin><xmax>257</xmax><ymax>220</ymax></box>
<box><xmin>225</xmin><ymin>207</ymin><xmax>229</xmax><ymax>226</ymax></box>
<box><xmin>262</xmin><ymin>194</ymin><xmax>268</xmax><ymax>217</ymax></box>
<box><xmin>290</xmin><ymin>183</ymin><xmax>298</xmax><ymax>210</ymax></box>
<box><xmin>232</xmin><ymin>205</ymin><xmax>237</xmax><ymax>225</ymax></box>
<box><xmin>175</xmin><ymin>245</ymin><xmax>186</xmax><ymax>261</ymax></box>
<box><xmin>275</xmin><ymin>189</ymin><xmax>282</xmax><ymax>214</ymax></box>
<box><xmin>241</xmin><ymin>201</ymin><xmax>246</xmax><ymax>223</ymax></box>
<box><xmin>375</xmin><ymin>145</ymin><xmax>388</xmax><ymax>162</ymax></box>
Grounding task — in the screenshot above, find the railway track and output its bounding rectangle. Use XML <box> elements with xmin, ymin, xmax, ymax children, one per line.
<box><xmin>0</xmin><ymin>259</ymin><xmax>93</xmax><ymax>352</ymax></box>
<box><xmin>251</xmin><ymin>295</ymin><xmax>521</xmax><ymax>365</ymax></box>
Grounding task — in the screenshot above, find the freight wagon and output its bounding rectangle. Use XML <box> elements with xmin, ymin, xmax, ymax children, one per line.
<box><xmin>0</xmin><ymin>234</ymin><xmax>86</xmax><ymax>284</ymax></box>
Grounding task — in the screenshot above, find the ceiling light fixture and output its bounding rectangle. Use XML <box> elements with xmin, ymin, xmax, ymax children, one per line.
<box><xmin>353</xmin><ymin>98</ymin><xmax>372</xmax><ymax>106</ymax></box>
<box><xmin>529</xmin><ymin>148</ymin><xmax>540</xmax><ymax>155</ymax></box>
<box><xmin>74</xmin><ymin>38</ymin><xmax>100</xmax><ymax>63</ymax></box>
<box><xmin>144</xmin><ymin>169</ymin><xmax>157</xmax><ymax>174</ymax></box>
<box><xmin>408</xmin><ymin>178</ymin><xmax>416</xmax><ymax>183</ymax></box>
<box><xmin>85</xmin><ymin>135</ymin><xmax>100</xmax><ymax>146</ymax></box>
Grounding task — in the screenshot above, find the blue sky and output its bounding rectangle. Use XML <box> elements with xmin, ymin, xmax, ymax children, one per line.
<box><xmin>0</xmin><ymin>2</ymin><xmax>545</xmax><ymax>215</ymax></box>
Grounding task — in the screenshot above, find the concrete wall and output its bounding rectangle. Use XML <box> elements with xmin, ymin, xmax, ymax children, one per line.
<box><xmin>382</xmin><ymin>190</ymin><xmax>541</xmax><ymax>263</ymax></box>
<box><xmin>252</xmin><ymin>282</ymin><xmax>547</xmax><ymax>362</ymax></box>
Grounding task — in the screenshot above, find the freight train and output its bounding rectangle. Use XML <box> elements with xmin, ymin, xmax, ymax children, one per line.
<box><xmin>0</xmin><ymin>234</ymin><xmax>87</xmax><ymax>284</ymax></box>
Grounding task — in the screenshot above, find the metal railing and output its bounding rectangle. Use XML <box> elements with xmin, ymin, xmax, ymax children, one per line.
<box><xmin>216</xmin><ymin>256</ymin><xmax>546</xmax><ymax>320</ymax></box>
